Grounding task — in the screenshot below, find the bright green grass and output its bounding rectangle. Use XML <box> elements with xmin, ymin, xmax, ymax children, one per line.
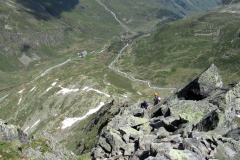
<box><xmin>106</xmin><ymin>71</ymin><xmax>135</xmax><ymax>93</ymax></box>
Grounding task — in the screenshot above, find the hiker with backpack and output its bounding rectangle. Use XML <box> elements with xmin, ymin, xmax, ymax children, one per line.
<box><xmin>154</xmin><ymin>92</ymin><xmax>161</xmax><ymax>106</ymax></box>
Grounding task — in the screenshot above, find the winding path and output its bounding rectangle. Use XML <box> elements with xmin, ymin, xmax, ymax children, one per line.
<box><xmin>96</xmin><ymin>0</ymin><xmax>130</xmax><ymax>33</ymax></box>
<box><xmin>108</xmin><ymin>44</ymin><xmax>176</xmax><ymax>90</ymax></box>
<box><xmin>97</xmin><ymin>0</ymin><xmax>176</xmax><ymax>90</ymax></box>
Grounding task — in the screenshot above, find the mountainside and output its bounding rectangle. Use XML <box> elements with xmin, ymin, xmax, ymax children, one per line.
<box><xmin>115</xmin><ymin>2</ymin><xmax>240</xmax><ymax>88</ymax></box>
<box><xmin>0</xmin><ymin>0</ymin><xmax>129</xmax><ymax>92</ymax></box>
<box><xmin>0</xmin><ymin>0</ymin><xmax>221</xmax><ymax>93</ymax></box>
<box><xmin>156</xmin><ymin>0</ymin><xmax>221</xmax><ymax>16</ymax></box>
<box><xmin>0</xmin><ymin>0</ymin><xmax>231</xmax><ymax>159</ymax></box>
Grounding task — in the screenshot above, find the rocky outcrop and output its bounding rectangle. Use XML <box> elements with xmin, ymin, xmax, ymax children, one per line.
<box><xmin>22</xmin><ymin>131</ymin><xmax>77</xmax><ymax>160</ymax></box>
<box><xmin>91</xmin><ymin>64</ymin><xmax>240</xmax><ymax>160</ymax></box>
<box><xmin>0</xmin><ymin>119</ymin><xmax>29</xmax><ymax>144</ymax></box>
<box><xmin>0</xmin><ymin>120</ymin><xmax>76</xmax><ymax>160</ymax></box>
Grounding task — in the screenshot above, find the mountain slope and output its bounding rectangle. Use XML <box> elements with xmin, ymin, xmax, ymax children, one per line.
<box><xmin>115</xmin><ymin>2</ymin><xmax>240</xmax><ymax>88</ymax></box>
<box><xmin>0</xmin><ymin>0</ymin><xmax>125</xmax><ymax>93</ymax></box>
<box><xmin>92</xmin><ymin>64</ymin><xmax>240</xmax><ymax>160</ymax></box>
<box><xmin>0</xmin><ymin>0</ymin><xmax>224</xmax><ymax>158</ymax></box>
<box><xmin>97</xmin><ymin>0</ymin><xmax>221</xmax><ymax>31</ymax></box>
<box><xmin>156</xmin><ymin>0</ymin><xmax>221</xmax><ymax>16</ymax></box>
<box><xmin>0</xmin><ymin>0</ymin><xmax>221</xmax><ymax>91</ymax></box>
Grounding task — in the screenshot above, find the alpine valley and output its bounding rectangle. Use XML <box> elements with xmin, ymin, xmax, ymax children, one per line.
<box><xmin>1</xmin><ymin>0</ymin><xmax>240</xmax><ymax>160</ymax></box>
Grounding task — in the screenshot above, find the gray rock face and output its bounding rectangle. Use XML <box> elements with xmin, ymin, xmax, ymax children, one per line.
<box><xmin>224</xmin><ymin>128</ymin><xmax>240</xmax><ymax>141</ymax></box>
<box><xmin>0</xmin><ymin>119</ymin><xmax>29</xmax><ymax>144</ymax></box>
<box><xmin>155</xmin><ymin>127</ymin><xmax>170</xmax><ymax>138</ymax></box>
<box><xmin>91</xmin><ymin>65</ymin><xmax>240</xmax><ymax>160</ymax></box>
<box><xmin>198</xmin><ymin>64</ymin><xmax>223</xmax><ymax>97</ymax></box>
<box><xmin>168</xmin><ymin>63</ymin><xmax>223</xmax><ymax>102</ymax></box>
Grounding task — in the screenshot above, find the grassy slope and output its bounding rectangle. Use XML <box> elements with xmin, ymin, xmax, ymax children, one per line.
<box><xmin>0</xmin><ymin>0</ymin><xmax>222</xmax><ymax>93</ymax></box>
<box><xmin>116</xmin><ymin>3</ymin><xmax>240</xmax><ymax>88</ymax></box>
<box><xmin>0</xmin><ymin>0</ymin><xmax>159</xmax><ymax>94</ymax></box>
<box><xmin>0</xmin><ymin>0</ymin><xmax>223</xmax><ymax>157</ymax></box>
<box><xmin>100</xmin><ymin>0</ymin><xmax>221</xmax><ymax>32</ymax></box>
<box><xmin>0</xmin><ymin>0</ymin><xmax>123</xmax><ymax>92</ymax></box>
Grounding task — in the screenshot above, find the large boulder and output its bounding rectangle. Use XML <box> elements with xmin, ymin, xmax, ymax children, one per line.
<box><xmin>177</xmin><ymin>64</ymin><xmax>223</xmax><ymax>100</ymax></box>
<box><xmin>0</xmin><ymin>119</ymin><xmax>29</xmax><ymax>144</ymax></box>
<box><xmin>164</xmin><ymin>149</ymin><xmax>204</xmax><ymax>160</ymax></box>
<box><xmin>163</xmin><ymin>100</ymin><xmax>218</xmax><ymax>124</ymax></box>
<box><xmin>182</xmin><ymin>138</ymin><xmax>210</xmax><ymax>158</ymax></box>
<box><xmin>105</xmin><ymin>129</ymin><xmax>126</xmax><ymax>152</ymax></box>
<box><xmin>108</xmin><ymin>115</ymin><xmax>148</xmax><ymax>130</ymax></box>
<box><xmin>98</xmin><ymin>137</ymin><xmax>111</xmax><ymax>153</ymax></box>
<box><xmin>198</xmin><ymin>64</ymin><xmax>223</xmax><ymax>97</ymax></box>
<box><xmin>119</xmin><ymin>126</ymin><xmax>143</xmax><ymax>139</ymax></box>
<box><xmin>214</xmin><ymin>138</ymin><xmax>240</xmax><ymax>160</ymax></box>
<box><xmin>224</xmin><ymin>127</ymin><xmax>240</xmax><ymax>141</ymax></box>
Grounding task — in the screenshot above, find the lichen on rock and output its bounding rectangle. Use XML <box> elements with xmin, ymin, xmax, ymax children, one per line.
<box><xmin>91</xmin><ymin>64</ymin><xmax>240</xmax><ymax>160</ymax></box>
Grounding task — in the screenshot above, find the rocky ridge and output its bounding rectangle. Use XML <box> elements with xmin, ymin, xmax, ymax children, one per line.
<box><xmin>92</xmin><ymin>64</ymin><xmax>240</xmax><ymax>160</ymax></box>
<box><xmin>0</xmin><ymin>119</ymin><xmax>76</xmax><ymax>160</ymax></box>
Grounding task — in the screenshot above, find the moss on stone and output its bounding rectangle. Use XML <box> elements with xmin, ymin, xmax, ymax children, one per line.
<box><xmin>119</xmin><ymin>126</ymin><xmax>141</xmax><ymax>138</ymax></box>
<box><xmin>168</xmin><ymin>149</ymin><xmax>191</xmax><ymax>160</ymax></box>
<box><xmin>171</xmin><ymin>102</ymin><xmax>205</xmax><ymax>123</ymax></box>
<box><xmin>129</xmin><ymin>116</ymin><xmax>148</xmax><ymax>126</ymax></box>
<box><xmin>139</xmin><ymin>122</ymin><xmax>152</xmax><ymax>134</ymax></box>
<box><xmin>234</xmin><ymin>117</ymin><xmax>240</xmax><ymax>126</ymax></box>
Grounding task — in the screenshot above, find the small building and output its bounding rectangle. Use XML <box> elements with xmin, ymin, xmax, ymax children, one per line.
<box><xmin>78</xmin><ymin>50</ymin><xmax>87</xmax><ymax>58</ymax></box>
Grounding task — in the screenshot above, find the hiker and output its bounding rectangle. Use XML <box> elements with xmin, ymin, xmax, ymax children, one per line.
<box><xmin>141</xmin><ymin>101</ymin><xmax>149</xmax><ymax>110</ymax></box>
<box><xmin>154</xmin><ymin>92</ymin><xmax>161</xmax><ymax>106</ymax></box>
<box><xmin>141</xmin><ymin>101</ymin><xmax>151</xmax><ymax>111</ymax></box>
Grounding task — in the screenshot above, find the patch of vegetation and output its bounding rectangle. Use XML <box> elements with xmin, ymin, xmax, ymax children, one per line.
<box><xmin>106</xmin><ymin>71</ymin><xmax>135</xmax><ymax>93</ymax></box>
<box><xmin>77</xmin><ymin>152</ymin><xmax>92</xmax><ymax>160</ymax></box>
<box><xmin>22</xmin><ymin>138</ymin><xmax>52</xmax><ymax>153</ymax></box>
<box><xmin>0</xmin><ymin>140</ymin><xmax>21</xmax><ymax>160</ymax></box>
<box><xmin>107</xmin><ymin>41</ymin><xmax>126</xmax><ymax>54</ymax></box>
<box><xmin>116</xmin><ymin>9</ymin><xmax>240</xmax><ymax>87</ymax></box>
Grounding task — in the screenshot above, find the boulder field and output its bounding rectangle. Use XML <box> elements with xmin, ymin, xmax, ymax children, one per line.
<box><xmin>92</xmin><ymin>64</ymin><xmax>240</xmax><ymax>160</ymax></box>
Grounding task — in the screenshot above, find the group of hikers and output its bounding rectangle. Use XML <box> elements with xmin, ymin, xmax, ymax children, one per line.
<box><xmin>141</xmin><ymin>92</ymin><xmax>161</xmax><ymax>111</ymax></box>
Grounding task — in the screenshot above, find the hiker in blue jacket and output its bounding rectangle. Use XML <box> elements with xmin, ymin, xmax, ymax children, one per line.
<box><xmin>141</xmin><ymin>101</ymin><xmax>149</xmax><ymax>110</ymax></box>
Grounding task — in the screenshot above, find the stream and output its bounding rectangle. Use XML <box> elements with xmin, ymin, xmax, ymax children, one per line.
<box><xmin>96</xmin><ymin>0</ymin><xmax>130</xmax><ymax>32</ymax></box>
<box><xmin>32</xmin><ymin>59</ymin><xmax>71</xmax><ymax>82</ymax></box>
